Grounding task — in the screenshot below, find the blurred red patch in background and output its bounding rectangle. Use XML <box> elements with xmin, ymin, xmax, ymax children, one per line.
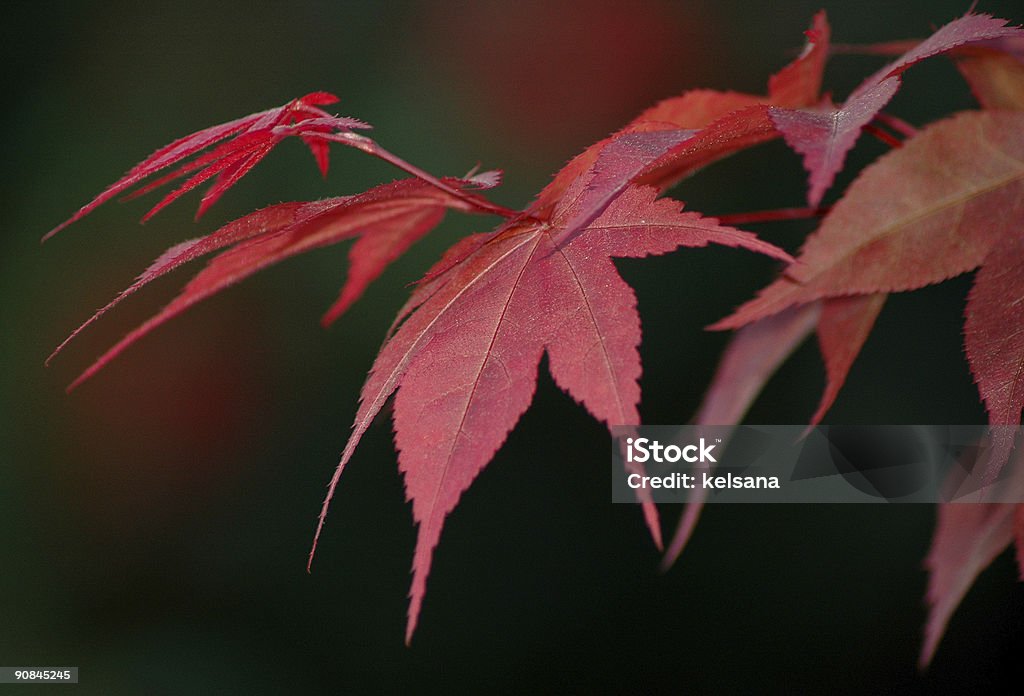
<box><xmin>413</xmin><ymin>0</ymin><xmax>721</xmax><ymax>151</ymax></box>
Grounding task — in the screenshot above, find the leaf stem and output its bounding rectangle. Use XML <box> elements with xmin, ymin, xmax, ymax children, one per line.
<box><xmin>717</xmin><ymin>205</ymin><xmax>832</xmax><ymax>226</ymax></box>
<box><xmin>874</xmin><ymin>112</ymin><xmax>919</xmax><ymax>138</ymax></box>
<box><xmin>317</xmin><ymin>132</ymin><xmax>518</xmax><ymax>219</ymax></box>
<box><xmin>863</xmin><ymin>123</ymin><xmax>904</xmax><ymax>149</ymax></box>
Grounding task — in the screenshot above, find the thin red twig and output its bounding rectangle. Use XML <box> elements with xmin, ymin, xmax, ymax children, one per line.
<box><xmin>717</xmin><ymin>205</ymin><xmax>832</xmax><ymax>226</ymax></box>
<box><xmin>863</xmin><ymin>123</ymin><xmax>904</xmax><ymax>149</ymax></box>
<box><xmin>317</xmin><ymin>132</ymin><xmax>518</xmax><ymax>219</ymax></box>
<box><xmin>874</xmin><ymin>112</ymin><xmax>919</xmax><ymax>138</ymax></box>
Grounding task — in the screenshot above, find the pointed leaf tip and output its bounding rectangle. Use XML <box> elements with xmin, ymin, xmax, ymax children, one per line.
<box><xmin>46</xmin><ymin>94</ymin><xmax>378</xmax><ymax>237</ymax></box>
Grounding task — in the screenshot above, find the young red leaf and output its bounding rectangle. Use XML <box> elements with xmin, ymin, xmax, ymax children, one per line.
<box><xmin>770</xmin><ymin>13</ymin><xmax>1022</xmax><ymax>206</ymax></box>
<box><xmin>140</xmin><ymin>137</ymin><xmax>276</xmax><ymax>223</ymax></box>
<box><xmin>43</xmin><ymin>93</ymin><xmax>375</xmax><ymax>240</ymax></box>
<box><xmin>54</xmin><ymin>176</ymin><xmax>500</xmax><ymax>390</ymax></box>
<box><xmin>311</xmin><ymin>178</ymin><xmax>790</xmax><ymax>641</ymax></box>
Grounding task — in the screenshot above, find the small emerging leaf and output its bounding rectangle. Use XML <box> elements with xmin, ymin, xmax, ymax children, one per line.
<box><xmin>44</xmin><ymin>93</ymin><xmax>370</xmax><ymax>240</ymax></box>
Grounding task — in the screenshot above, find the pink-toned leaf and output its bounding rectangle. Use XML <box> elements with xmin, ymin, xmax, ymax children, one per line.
<box><xmin>310</xmin><ymin>183</ymin><xmax>789</xmax><ymax>641</ymax></box>
<box><xmin>305</xmin><ymin>21</ymin><xmax>828</xmax><ymax>632</ymax></box>
<box><xmin>955</xmin><ymin>46</ymin><xmax>1024</xmax><ymax>110</ymax></box>
<box><xmin>965</xmin><ymin>235</ymin><xmax>1024</xmax><ymax>480</ymax></box>
<box><xmin>811</xmin><ymin>293</ymin><xmax>887</xmax><ymax>426</ymax></box>
<box><xmin>57</xmin><ymin>178</ymin><xmax>497</xmax><ymax>390</ymax></box>
<box><xmin>1017</xmin><ymin>505</ymin><xmax>1024</xmax><ymax>580</ymax></box>
<box><xmin>548</xmin><ymin>129</ymin><xmax>697</xmax><ymax>247</ymax></box>
<box><xmin>771</xmin><ymin>13</ymin><xmax>1022</xmax><ymax>206</ymax></box>
<box><xmin>716</xmin><ymin>111</ymin><xmax>1024</xmax><ymax>329</ymax></box>
<box><xmin>922</xmin><ymin>458</ymin><xmax>1024</xmax><ymax>666</ymax></box>
<box><xmin>140</xmin><ymin>137</ymin><xmax>273</xmax><ymax>223</ymax></box>
<box><xmin>663</xmin><ymin>303</ymin><xmax>819</xmax><ymax>569</ymax></box>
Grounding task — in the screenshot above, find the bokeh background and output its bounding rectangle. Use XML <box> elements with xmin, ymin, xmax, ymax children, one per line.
<box><xmin>4</xmin><ymin>1</ymin><xmax>1024</xmax><ymax>692</ymax></box>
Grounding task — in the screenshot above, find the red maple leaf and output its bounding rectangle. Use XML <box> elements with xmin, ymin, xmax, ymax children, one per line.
<box><xmin>313</xmin><ymin>180</ymin><xmax>789</xmax><ymax>641</ymax></box>
<box><xmin>48</xmin><ymin>173</ymin><xmax>504</xmax><ymax>390</ymax></box>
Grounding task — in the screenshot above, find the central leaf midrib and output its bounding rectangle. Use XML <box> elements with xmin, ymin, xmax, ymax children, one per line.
<box><xmin>794</xmin><ymin>160</ymin><xmax>1024</xmax><ymax>290</ymax></box>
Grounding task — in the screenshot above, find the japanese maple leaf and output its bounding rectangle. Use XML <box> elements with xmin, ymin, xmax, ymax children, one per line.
<box><xmin>769</xmin><ymin>12</ymin><xmax>1022</xmax><ymax>206</ymax></box>
<box><xmin>43</xmin><ymin>92</ymin><xmax>369</xmax><ymax>239</ymax></box>
<box><xmin>48</xmin><ymin>173</ymin><xmax>504</xmax><ymax>390</ymax></box>
<box><xmin>43</xmin><ymin>92</ymin><xmax>510</xmax><ymax>243</ymax></box>
<box><xmin>311</xmin><ymin>176</ymin><xmax>789</xmax><ymax>641</ymax></box>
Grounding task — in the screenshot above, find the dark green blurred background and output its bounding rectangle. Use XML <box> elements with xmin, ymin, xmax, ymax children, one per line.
<box><xmin>4</xmin><ymin>1</ymin><xmax>1024</xmax><ymax>692</ymax></box>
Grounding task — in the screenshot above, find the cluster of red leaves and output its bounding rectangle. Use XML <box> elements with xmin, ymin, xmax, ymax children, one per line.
<box><xmin>47</xmin><ymin>10</ymin><xmax>1024</xmax><ymax>658</ymax></box>
<box><xmin>677</xmin><ymin>15</ymin><xmax>1024</xmax><ymax>667</ymax></box>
